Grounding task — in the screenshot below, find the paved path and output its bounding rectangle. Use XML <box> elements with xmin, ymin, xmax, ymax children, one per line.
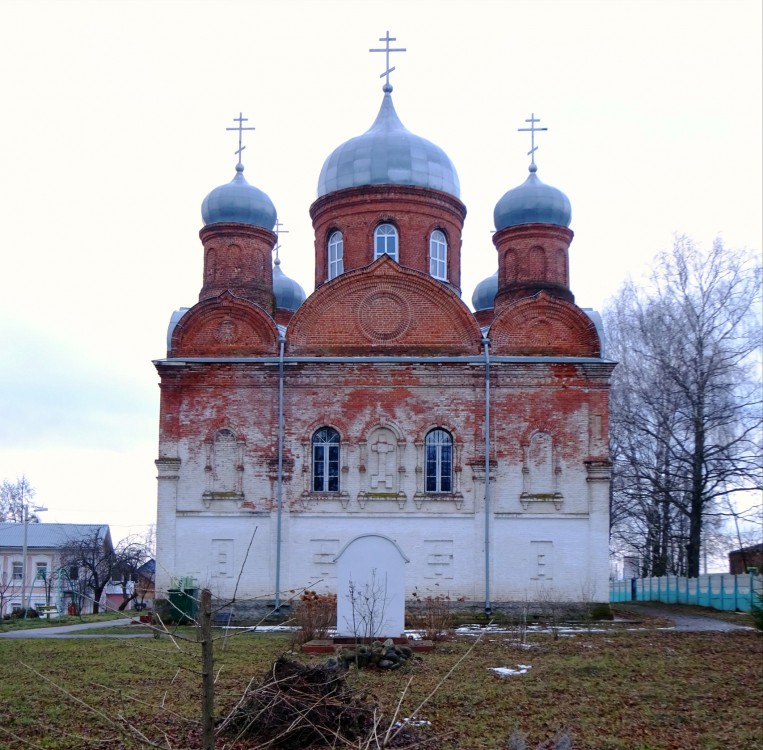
<box><xmin>613</xmin><ymin>602</ymin><xmax>753</xmax><ymax>632</ymax></box>
<box><xmin>0</xmin><ymin>618</ymin><xmax>153</xmax><ymax>639</ymax></box>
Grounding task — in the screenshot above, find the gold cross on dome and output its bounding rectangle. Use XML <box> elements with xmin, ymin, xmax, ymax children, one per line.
<box><xmin>370</xmin><ymin>31</ymin><xmax>406</xmax><ymax>89</ymax></box>
<box><xmin>226</xmin><ymin>112</ymin><xmax>256</xmax><ymax>166</ymax></box>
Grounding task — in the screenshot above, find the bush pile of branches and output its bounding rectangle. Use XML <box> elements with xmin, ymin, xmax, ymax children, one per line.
<box><xmin>217</xmin><ymin>657</ymin><xmax>375</xmax><ymax>748</ymax></box>
<box><xmin>294</xmin><ymin>590</ymin><xmax>337</xmax><ymax>645</ymax></box>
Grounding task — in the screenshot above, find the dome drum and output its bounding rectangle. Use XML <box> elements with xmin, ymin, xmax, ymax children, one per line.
<box><xmin>199</xmin><ymin>223</ymin><xmax>277</xmax><ymax>312</ymax></box>
<box><xmin>310</xmin><ymin>184</ymin><xmax>466</xmax><ymax>292</ymax></box>
<box><xmin>492</xmin><ymin>223</ymin><xmax>574</xmax><ymax>310</ymax></box>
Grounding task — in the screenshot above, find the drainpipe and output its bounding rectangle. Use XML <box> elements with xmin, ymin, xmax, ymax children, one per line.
<box><xmin>482</xmin><ymin>336</ymin><xmax>492</xmax><ymax>616</ymax></box>
<box><xmin>274</xmin><ymin>334</ymin><xmax>285</xmax><ymax>611</ymax></box>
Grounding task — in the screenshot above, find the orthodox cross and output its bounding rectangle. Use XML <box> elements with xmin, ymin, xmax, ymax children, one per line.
<box><xmin>518</xmin><ymin>113</ymin><xmax>547</xmax><ymax>167</ymax></box>
<box><xmin>226</xmin><ymin>112</ymin><xmax>256</xmax><ymax>166</ymax></box>
<box><xmin>370</xmin><ymin>31</ymin><xmax>406</xmax><ymax>88</ymax></box>
<box><xmin>273</xmin><ymin>220</ymin><xmax>289</xmax><ymax>263</ymax></box>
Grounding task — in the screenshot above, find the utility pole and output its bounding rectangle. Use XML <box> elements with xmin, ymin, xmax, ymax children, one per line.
<box><xmin>20</xmin><ymin>499</ymin><xmax>47</xmax><ymax>611</ymax></box>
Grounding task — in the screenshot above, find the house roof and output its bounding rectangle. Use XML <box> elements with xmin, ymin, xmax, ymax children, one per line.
<box><xmin>0</xmin><ymin>523</ymin><xmax>112</xmax><ymax>550</ymax></box>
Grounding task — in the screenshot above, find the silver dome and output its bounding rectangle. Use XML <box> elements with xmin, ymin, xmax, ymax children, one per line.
<box><xmin>494</xmin><ymin>165</ymin><xmax>571</xmax><ymax>231</ymax></box>
<box><xmin>202</xmin><ymin>164</ymin><xmax>277</xmax><ymax>230</ymax></box>
<box><xmin>272</xmin><ymin>259</ymin><xmax>306</xmax><ymax>311</ymax></box>
<box><xmin>317</xmin><ymin>87</ymin><xmax>460</xmax><ymax>199</ymax></box>
<box><xmin>472</xmin><ymin>271</ymin><xmax>498</xmax><ymax>311</ymax></box>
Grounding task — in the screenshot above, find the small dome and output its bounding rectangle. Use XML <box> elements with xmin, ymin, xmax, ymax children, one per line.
<box><xmin>494</xmin><ymin>164</ymin><xmax>571</xmax><ymax>230</ymax></box>
<box><xmin>317</xmin><ymin>86</ymin><xmax>460</xmax><ymax>199</ymax></box>
<box><xmin>472</xmin><ymin>271</ymin><xmax>498</xmax><ymax>311</ymax></box>
<box><xmin>272</xmin><ymin>259</ymin><xmax>306</xmax><ymax>311</ymax></box>
<box><xmin>202</xmin><ymin>164</ymin><xmax>277</xmax><ymax>230</ymax></box>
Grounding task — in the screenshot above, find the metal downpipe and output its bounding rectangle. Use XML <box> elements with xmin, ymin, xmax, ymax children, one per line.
<box><xmin>274</xmin><ymin>335</ymin><xmax>285</xmax><ymax>611</ymax></box>
<box><xmin>483</xmin><ymin>336</ymin><xmax>492</xmax><ymax>616</ymax></box>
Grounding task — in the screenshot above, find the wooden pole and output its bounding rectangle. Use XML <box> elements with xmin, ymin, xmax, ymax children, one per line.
<box><xmin>200</xmin><ymin>588</ymin><xmax>215</xmax><ymax>750</ymax></box>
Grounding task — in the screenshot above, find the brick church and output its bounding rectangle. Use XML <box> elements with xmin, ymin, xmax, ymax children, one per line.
<box><xmin>154</xmin><ymin>45</ymin><xmax>614</xmax><ymax>613</ymax></box>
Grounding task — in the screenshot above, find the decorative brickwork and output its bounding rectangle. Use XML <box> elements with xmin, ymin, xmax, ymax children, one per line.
<box><xmin>287</xmin><ymin>256</ymin><xmax>482</xmax><ymax>355</ymax></box>
<box><xmin>489</xmin><ymin>292</ymin><xmax>601</xmax><ymax>357</ymax></box>
<box><xmin>170</xmin><ymin>292</ymin><xmax>279</xmax><ymax>357</ymax></box>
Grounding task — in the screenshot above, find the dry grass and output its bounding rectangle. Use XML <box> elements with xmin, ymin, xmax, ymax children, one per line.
<box><xmin>0</xmin><ymin>623</ymin><xmax>760</xmax><ymax>749</ymax></box>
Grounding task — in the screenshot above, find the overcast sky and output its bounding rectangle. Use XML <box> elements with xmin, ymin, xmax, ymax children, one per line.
<box><xmin>1</xmin><ymin>0</ymin><xmax>760</xmax><ymax>543</ymax></box>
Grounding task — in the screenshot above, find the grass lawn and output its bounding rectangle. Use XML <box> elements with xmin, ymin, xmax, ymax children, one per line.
<box><xmin>0</xmin><ymin>621</ymin><xmax>760</xmax><ymax>749</ymax></box>
<box><xmin>0</xmin><ymin>611</ymin><xmax>124</xmax><ymax>632</ymax></box>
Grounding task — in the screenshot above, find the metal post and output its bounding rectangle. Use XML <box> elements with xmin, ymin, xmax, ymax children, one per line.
<box><xmin>21</xmin><ymin>504</ymin><xmax>29</xmax><ymax>612</ymax></box>
<box><xmin>274</xmin><ymin>336</ymin><xmax>285</xmax><ymax>611</ymax></box>
<box><xmin>482</xmin><ymin>337</ymin><xmax>491</xmax><ymax>616</ymax></box>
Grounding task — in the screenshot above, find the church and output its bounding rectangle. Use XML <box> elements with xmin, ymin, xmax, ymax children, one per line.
<box><xmin>154</xmin><ymin>38</ymin><xmax>614</xmax><ymax>615</ymax></box>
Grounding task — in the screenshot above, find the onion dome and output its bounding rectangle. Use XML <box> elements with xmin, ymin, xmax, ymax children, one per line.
<box><xmin>202</xmin><ymin>163</ymin><xmax>277</xmax><ymax>230</ymax></box>
<box><xmin>272</xmin><ymin>258</ymin><xmax>306</xmax><ymax>311</ymax></box>
<box><xmin>317</xmin><ymin>84</ymin><xmax>460</xmax><ymax>199</ymax></box>
<box><xmin>472</xmin><ymin>271</ymin><xmax>498</xmax><ymax>311</ymax></box>
<box><xmin>494</xmin><ymin>163</ymin><xmax>571</xmax><ymax>230</ymax></box>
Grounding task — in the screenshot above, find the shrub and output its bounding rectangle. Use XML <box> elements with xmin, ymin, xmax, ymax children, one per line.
<box><xmin>295</xmin><ymin>590</ymin><xmax>336</xmax><ymax>644</ymax></box>
<box><xmin>11</xmin><ymin>608</ymin><xmax>39</xmax><ymax>620</ymax></box>
<box><xmin>407</xmin><ymin>591</ymin><xmax>453</xmax><ymax>644</ymax></box>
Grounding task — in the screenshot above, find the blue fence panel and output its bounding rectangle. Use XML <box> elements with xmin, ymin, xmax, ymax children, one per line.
<box><xmin>610</xmin><ymin>572</ymin><xmax>761</xmax><ymax>612</ymax></box>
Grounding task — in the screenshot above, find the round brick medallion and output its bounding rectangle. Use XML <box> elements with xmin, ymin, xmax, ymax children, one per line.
<box><xmin>358</xmin><ymin>291</ymin><xmax>411</xmax><ymax>342</ymax></box>
<box><xmin>213</xmin><ymin>318</ymin><xmax>238</xmax><ymax>344</ymax></box>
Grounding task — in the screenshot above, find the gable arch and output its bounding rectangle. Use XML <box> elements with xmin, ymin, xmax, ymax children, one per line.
<box><xmin>489</xmin><ymin>292</ymin><xmax>600</xmax><ymax>357</ymax></box>
<box><xmin>286</xmin><ymin>255</ymin><xmax>482</xmax><ymax>355</ymax></box>
<box><xmin>170</xmin><ymin>292</ymin><xmax>279</xmax><ymax>357</ymax></box>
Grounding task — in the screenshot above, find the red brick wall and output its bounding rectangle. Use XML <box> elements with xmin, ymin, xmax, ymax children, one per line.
<box><xmin>287</xmin><ymin>256</ymin><xmax>482</xmax><ymax>356</ymax></box>
<box><xmin>493</xmin><ymin>223</ymin><xmax>574</xmax><ymax>307</ymax></box>
<box><xmin>310</xmin><ymin>184</ymin><xmax>466</xmax><ymax>293</ymax></box>
<box><xmin>199</xmin><ymin>223</ymin><xmax>277</xmax><ymax>313</ymax></box>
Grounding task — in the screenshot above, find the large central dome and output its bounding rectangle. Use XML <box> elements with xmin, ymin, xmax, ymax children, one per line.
<box><xmin>317</xmin><ymin>85</ymin><xmax>460</xmax><ymax>199</ymax></box>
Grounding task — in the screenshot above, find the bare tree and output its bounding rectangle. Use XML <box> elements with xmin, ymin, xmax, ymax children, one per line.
<box><xmin>0</xmin><ymin>476</ymin><xmax>37</xmax><ymax>523</ymax></box>
<box><xmin>60</xmin><ymin>527</ymin><xmax>115</xmax><ymax>614</ymax></box>
<box><xmin>606</xmin><ymin>236</ymin><xmax>762</xmax><ymax>577</ymax></box>
<box><xmin>111</xmin><ymin>536</ymin><xmax>152</xmax><ymax>611</ymax></box>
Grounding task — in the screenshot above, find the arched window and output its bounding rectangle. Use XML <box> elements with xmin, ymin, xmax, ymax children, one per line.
<box><xmin>312</xmin><ymin>427</ymin><xmax>340</xmax><ymax>492</ymax></box>
<box><xmin>429</xmin><ymin>229</ymin><xmax>448</xmax><ymax>280</ymax></box>
<box><xmin>425</xmin><ymin>428</ymin><xmax>453</xmax><ymax>493</ymax></box>
<box><xmin>328</xmin><ymin>231</ymin><xmax>344</xmax><ymax>279</ymax></box>
<box><xmin>374</xmin><ymin>223</ymin><xmax>398</xmax><ymax>262</ymax></box>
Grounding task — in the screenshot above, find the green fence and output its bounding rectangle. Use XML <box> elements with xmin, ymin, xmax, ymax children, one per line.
<box><xmin>610</xmin><ymin>573</ymin><xmax>762</xmax><ymax>612</ymax></box>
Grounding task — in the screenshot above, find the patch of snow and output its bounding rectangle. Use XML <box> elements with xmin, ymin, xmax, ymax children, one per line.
<box><xmin>489</xmin><ymin>664</ymin><xmax>532</xmax><ymax>677</ymax></box>
<box><xmin>393</xmin><ymin>717</ymin><xmax>432</xmax><ymax>727</ymax></box>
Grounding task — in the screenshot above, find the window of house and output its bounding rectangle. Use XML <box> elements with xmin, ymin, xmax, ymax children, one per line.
<box><xmin>312</xmin><ymin>427</ymin><xmax>340</xmax><ymax>492</ymax></box>
<box><xmin>374</xmin><ymin>223</ymin><xmax>398</xmax><ymax>262</ymax></box>
<box><xmin>69</xmin><ymin>566</ymin><xmax>79</xmax><ymax>581</ymax></box>
<box><xmin>12</xmin><ymin>562</ymin><xmax>22</xmax><ymax>580</ymax></box>
<box><xmin>429</xmin><ymin>229</ymin><xmax>448</xmax><ymax>280</ymax></box>
<box><xmin>425</xmin><ymin>428</ymin><xmax>453</xmax><ymax>493</ymax></box>
<box><xmin>35</xmin><ymin>562</ymin><xmax>48</xmax><ymax>579</ymax></box>
<box><xmin>328</xmin><ymin>231</ymin><xmax>344</xmax><ymax>279</ymax></box>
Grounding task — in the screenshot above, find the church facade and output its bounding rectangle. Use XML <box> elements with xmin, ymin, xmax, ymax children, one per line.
<box><xmin>154</xmin><ymin>69</ymin><xmax>614</xmax><ymax>613</ymax></box>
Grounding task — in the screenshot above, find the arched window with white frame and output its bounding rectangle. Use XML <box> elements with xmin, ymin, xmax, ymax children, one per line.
<box><xmin>328</xmin><ymin>231</ymin><xmax>344</xmax><ymax>279</ymax></box>
<box><xmin>374</xmin><ymin>223</ymin><xmax>398</xmax><ymax>262</ymax></box>
<box><xmin>425</xmin><ymin>428</ymin><xmax>453</xmax><ymax>493</ymax></box>
<box><xmin>429</xmin><ymin>229</ymin><xmax>448</xmax><ymax>280</ymax></box>
<box><xmin>312</xmin><ymin>427</ymin><xmax>340</xmax><ymax>492</ymax></box>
